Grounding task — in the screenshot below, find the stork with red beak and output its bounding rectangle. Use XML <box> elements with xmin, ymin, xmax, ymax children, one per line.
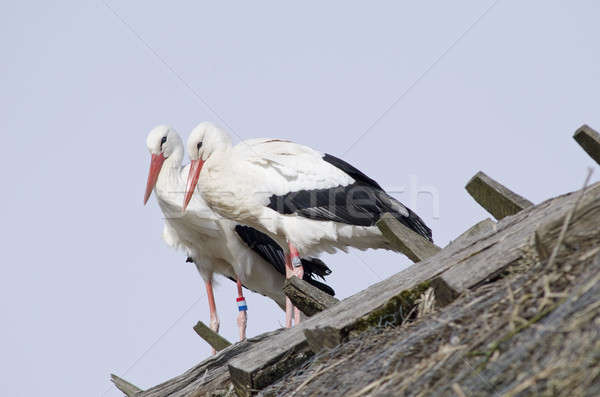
<box><xmin>144</xmin><ymin>126</ymin><xmax>334</xmax><ymax>345</ymax></box>
<box><xmin>183</xmin><ymin>122</ymin><xmax>432</xmax><ymax>327</ymax></box>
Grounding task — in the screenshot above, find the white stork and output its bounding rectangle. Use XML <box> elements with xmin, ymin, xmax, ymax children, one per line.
<box><xmin>143</xmin><ymin>126</ymin><xmax>334</xmax><ymax>344</ymax></box>
<box><xmin>183</xmin><ymin>122</ymin><xmax>432</xmax><ymax>326</ymax></box>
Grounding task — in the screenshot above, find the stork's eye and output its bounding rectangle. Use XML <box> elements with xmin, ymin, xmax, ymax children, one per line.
<box><xmin>197</xmin><ymin>142</ymin><xmax>202</xmax><ymax>150</ymax></box>
<box><xmin>161</xmin><ymin>136</ymin><xmax>167</xmax><ymax>145</ymax></box>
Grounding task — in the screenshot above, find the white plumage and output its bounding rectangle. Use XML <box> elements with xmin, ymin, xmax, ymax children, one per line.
<box><xmin>145</xmin><ymin>126</ymin><xmax>289</xmax><ymax>304</ymax></box>
<box><xmin>183</xmin><ymin>123</ymin><xmax>432</xmax><ymax>259</ymax></box>
<box><xmin>145</xmin><ymin>126</ymin><xmax>339</xmax><ymax>339</ymax></box>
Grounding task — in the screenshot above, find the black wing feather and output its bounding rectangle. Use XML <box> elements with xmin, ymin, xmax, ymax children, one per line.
<box><xmin>322</xmin><ymin>153</ymin><xmax>382</xmax><ymax>189</ymax></box>
<box><xmin>234</xmin><ymin>225</ymin><xmax>335</xmax><ymax>296</ymax></box>
<box><xmin>266</xmin><ymin>153</ymin><xmax>433</xmax><ymax>242</ymax></box>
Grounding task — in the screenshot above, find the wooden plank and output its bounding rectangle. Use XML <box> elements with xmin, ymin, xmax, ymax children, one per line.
<box><xmin>138</xmin><ymin>330</ymin><xmax>282</xmax><ymax>397</ymax></box>
<box><xmin>441</xmin><ymin>182</ymin><xmax>600</xmax><ymax>294</ymax></box>
<box><xmin>573</xmin><ymin>124</ymin><xmax>600</xmax><ymax>166</ymax></box>
<box><xmin>193</xmin><ymin>321</ymin><xmax>232</xmax><ymax>352</ymax></box>
<box><xmin>534</xmin><ymin>230</ymin><xmax>550</xmax><ymax>261</ymax></box>
<box><xmin>283</xmin><ymin>276</ymin><xmax>340</xmax><ymax>316</ymax></box>
<box><xmin>261</xmin><ymin>250</ymin><xmax>600</xmax><ymax>397</ymax></box>
<box><xmin>465</xmin><ymin>171</ymin><xmax>533</xmax><ymax>220</ymax></box>
<box><xmin>428</xmin><ymin>276</ymin><xmax>460</xmax><ymax>307</ymax></box>
<box><xmin>431</xmin><ymin>218</ymin><xmax>497</xmax><ymax>305</ymax></box>
<box><xmin>303</xmin><ymin>278</ymin><xmax>436</xmax><ymax>352</ymax></box>
<box><xmin>445</xmin><ymin>218</ymin><xmax>496</xmax><ymax>250</ymax></box>
<box><xmin>376</xmin><ymin>213</ymin><xmax>441</xmax><ymax>263</ymax></box>
<box><xmin>111</xmin><ymin>374</ymin><xmax>142</xmax><ymax>397</ymax></box>
<box><xmin>229</xmin><ymin>338</ymin><xmax>314</xmax><ymax>397</ymax></box>
<box><xmin>226</xmin><ymin>182</ymin><xmax>600</xmax><ymax>396</ymax></box>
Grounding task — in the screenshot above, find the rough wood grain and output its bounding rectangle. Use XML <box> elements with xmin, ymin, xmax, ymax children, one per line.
<box><xmin>466</xmin><ymin>171</ymin><xmax>534</xmax><ymax>220</ymax></box>
<box><xmin>573</xmin><ymin>124</ymin><xmax>600</xmax><ymax>166</ymax></box>
<box><xmin>446</xmin><ymin>218</ymin><xmax>496</xmax><ymax>250</ymax></box>
<box><xmin>229</xmin><ymin>339</ymin><xmax>314</xmax><ymax>397</ymax></box>
<box><xmin>132</xmin><ymin>183</ymin><xmax>600</xmax><ymax>397</ymax></box>
<box><xmin>429</xmin><ymin>218</ymin><xmax>497</xmax><ymax>305</ymax></box>
<box><xmin>111</xmin><ymin>374</ymin><xmax>142</xmax><ymax>397</ymax></box>
<box><xmin>376</xmin><ymin>213</ymin><xmax>441</xmax><ymax>262</ymax></box>
<box><xmin>136</xmin><ymin>329</ymin><xmax>281</xmax><ymax>397</ymax></box>
<box><xmin>428</xmin><ymin>277</ymin><xmax>460</xmax><ymax>307</ymax></box>
<box><xmin>226</xmin><ymin>182</ymin><xmax>600</xmax><ymax>396</ymax></box>
<box><xmin>193</xmin><ymin>321</ymin><xmax>232</xmax><ymax>352</ymax></box>
<box><xmin>283</xmin><ymin>276</ymin><xmax>340</xmax><ymax>316</ymax></box>
<box><xmin>423</xmin><ymin>218</ymin><xmax>498</xmax><ymax>306</ymax></box>
<box><xmin>261</xmin><ymin>247</ymin><xmax>600</xmax><ymax>397</ymax></box>
<box><xmin>442</xmin><ymin>183</ymin><xmax>600</xmax><ymax>294</ymax></box>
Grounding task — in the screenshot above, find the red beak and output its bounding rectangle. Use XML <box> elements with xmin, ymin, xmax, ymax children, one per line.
<box><xmin>183</xmin><ymin>158</ymin><xmax>204</xmax><ymax>211</ymax></box>
<box><xmin>143</xmin><ymin>153</ymin><xmax>166</xmax><ymax>205</ymax></box>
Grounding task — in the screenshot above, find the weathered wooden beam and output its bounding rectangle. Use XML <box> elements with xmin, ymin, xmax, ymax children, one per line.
<box><xmin>534</xmin><ymin>230</ymin><xmax>550</xmax><ymax>261</ymax></box>
<box><xmin>573</xmin><ymin>124</ymin><xmax>600</xmax><ymax>166</ymax></box>
<box><xmin>376</xmin><ymin>213</ymin><xmax>441</xmax><ymax>263</ymax></box>
<box><xmin>421</xmin><ymin>219</ymin><xmax>497</xmax><ymax>307</ymax></box>
<box><xmin>465</xmin><ymin>171</ymin><xmax>533</xmax><ymax>220</ymax></box>
<box><xmin>111</xmin><ymin>374</ymin><xmax>142</xmax><ymax>397</ymax></box>
<box><xmin>303</xmin><ymin>279</ymin><xmax>437</xmax><ymax>352</ymax></box>
<box><xmin>283</xmin><ymin>276</ymin><xmax>340</xmax><ymax>316</ymax></box>
<box><xmin>193</xmin><ymin>321</ymin><xmax>232</xmax><ymax>352</ymax></box>
<box><xmin>446</xmin><ymin>218</ymin><xmax>496</xmax><ymax>249</ymax></box>
<box><xmin>439</xmin><ymin>182</ymin><xmax>600</xmax><ymax>295</ymax></box>
<box><xmin>431</xmin><ymin>220</ymin><xmax>507</xmax><ymax>300</ymax></box>
<box><xmin>138</xmin><ymin>329</ymin><xmax>282</xmax><ymax>397</ymax></box>
<box><xmin>226</xmin><ymin>182</ymin><xmax>600</xmax><ymax>397</ymax></box>
<box><xmin>229</xmin><ymin>338</ymin><xmax>314</xmax><ymax>397</ymax></box>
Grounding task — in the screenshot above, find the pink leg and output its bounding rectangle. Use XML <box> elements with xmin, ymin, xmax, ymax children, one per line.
<box><xmin>289</xmin><ymin>243</ymin><xmax>304</xmax><ymax>325</ymax></box>
<box><xmin>285</xmin><ymin>245</ymin><xmax>305</xmax><ymax>327</ymax></box>
<box><xmin>285</xmin><ymin>296</ymin><xmax>293</xmax><ymax>328</ymax></box>
<box><xmin>284</xmin><ymin>253</ymin><xmax>295</xmax><ymax>328</ymax></box>
<box><xmin>294</xmin><ymin>306</ymin><xmax>301</xmax><ymax>325</ymax></box>
<box><xmin>288</xmin><ymin>242</ymin><xmax>304</xmax><ymax>279</ymax></box>
<box><xmin>205</xmin><ymin>280</ymin><xmax>219</xmax><ymax>355</ymax></box>
<box><xmin>236</xmin><ymin>278</ymin><xmax>247</xmax><ymax>341</ymax></box>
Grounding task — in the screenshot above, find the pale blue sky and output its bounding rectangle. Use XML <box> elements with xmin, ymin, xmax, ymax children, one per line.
<box><xmin>1</xmin><ymin>1</ymin><xmax>599</xmax><ymax>396</ymax></box>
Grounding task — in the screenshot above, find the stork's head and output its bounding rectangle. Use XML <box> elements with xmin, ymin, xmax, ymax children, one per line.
<box><xmin>183</xmin><ymin>122</ymin><xmax>232</xmax><ymax>211</ymax></box>
<box><xmin>144</xmin><ymin>125</ymin><xmax>182</xmax><ymax>205</ymax></box>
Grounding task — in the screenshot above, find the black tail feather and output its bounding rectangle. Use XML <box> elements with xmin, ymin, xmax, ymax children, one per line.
<box><xmin>389</xmin><ymin>206</ymin><xmax>433</xmax><ymax>243</ymax></box>
<box><xmin>300</xmin><ymin>257</ymin><xmax>332</xmax><ymax>280</ymax></box>
<box><xmin>303</xmin><ymin>275</ymin><xmax>335</xmax><ymax>296</ymax></box>
<box><xmin>234</xmin><ymin>225</ymin><xmax>336</xmax><ymax>295</ymax></box>
<box><xmin>376</xmin><ymin>191</ymin><xmax>433</xmax><ymax>242</ymax></box>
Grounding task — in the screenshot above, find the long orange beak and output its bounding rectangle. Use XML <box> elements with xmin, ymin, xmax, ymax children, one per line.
<box><xmin>143</xmin><ymin>153</ymin><xmax>166</xmax><ymax>205</ymax></box>
<box><xmin>183</xmin><ymin>158</ymin><xmax>204</xmax><ymax>211</ymax></box>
